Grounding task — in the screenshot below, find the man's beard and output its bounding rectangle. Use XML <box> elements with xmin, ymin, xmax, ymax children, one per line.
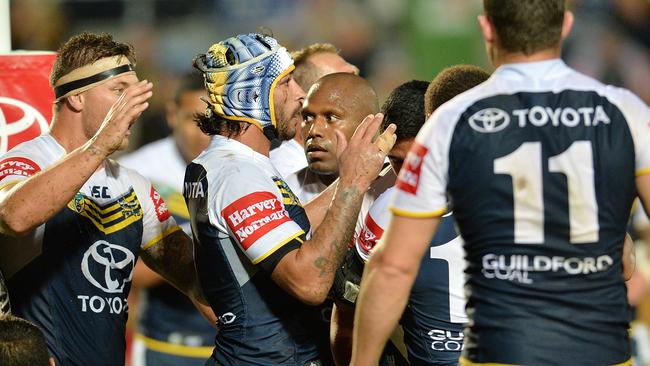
<box><xmin>276</xmin><ymin>108</ymin><xmax>301</xmax><ymax>141</ymax></box>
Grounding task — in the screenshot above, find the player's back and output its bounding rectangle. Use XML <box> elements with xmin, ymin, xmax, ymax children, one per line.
<box><xmin>405</xmin><ymin>60</ymin><xmax>650</xmax><ymax>365</ymax></box>
<box><xmin>357</xmin><ymin>187</ymin><xmax>467</xmax><ymax>365</ymax></box>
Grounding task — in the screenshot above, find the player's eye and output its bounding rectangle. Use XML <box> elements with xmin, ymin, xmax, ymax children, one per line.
<box><xmin>302</xmin><ymin>114</ymin><xmax>313</xmax><ymax>123</ymax></box>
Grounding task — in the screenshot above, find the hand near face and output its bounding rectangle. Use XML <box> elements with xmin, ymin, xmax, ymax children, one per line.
<box><xmin>336</xmin><ymin>113</ymin><xmax>396</xmax><ymax>188</ymax></box>
<box><xmin>90</xmin><ymin>80</ymin><xmax>153</xmax><ymax>156</ymax></box>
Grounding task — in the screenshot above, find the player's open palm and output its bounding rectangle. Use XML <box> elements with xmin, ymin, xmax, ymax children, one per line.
<box><xmin>336</xmin><ymin>113</ymin><xmax>396</xmax><ymax>188</ymax></box>
<box><xmin>93</xmin><ymin>80</ymin><xmax>153</xmax><ymax>155</ymax></box>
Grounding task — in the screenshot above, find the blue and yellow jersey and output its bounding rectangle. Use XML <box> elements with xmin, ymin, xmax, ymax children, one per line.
<box><xmin>0</xmin><ymin>134</ymin><xmax>180</xmax><ymax>366</ymax></box>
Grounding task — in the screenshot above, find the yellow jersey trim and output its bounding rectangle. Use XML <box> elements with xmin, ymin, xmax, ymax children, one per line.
<box><xmin>135</xmin><ymin>334</ymin><xmax>213</xmax><ymax>358</ymax></box>
<box><xmin>67</xmin><ymin>190</ymin><xmax>143</xmax><ymax>235</ymax></box>
<box><xmin>268</xmin><ymin>64</ymin><xmax>295</xmax><ymax>129</ymax></box>
<box><xmin>142</xmin><ymin>226</ymin><xmax>183</xmax><ymax>251</ymax></box>
<box><xmin>0</xmin><ymin>181</ymin><xmax>19</xmax><ymax>191</ymax></box>
<box><xmin>636</xmin><ymin>167</ymin><xmax>650</xmax><ymax>177</ymax></box>
<box><xmin>252</xmin><ymin>230</ymin><xmax>304</xmax><ymax>265</ymax></box>
<box><xmin>389</xmin><ymin>206</ymin><xmax>447</xmax><ymax>218</ymax></box>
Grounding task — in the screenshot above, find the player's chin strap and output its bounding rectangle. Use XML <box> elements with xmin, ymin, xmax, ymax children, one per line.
<box><xmin>53</xmin><ymin>55</ymin><xmax>135</xmax><ymax>101</ymax></box>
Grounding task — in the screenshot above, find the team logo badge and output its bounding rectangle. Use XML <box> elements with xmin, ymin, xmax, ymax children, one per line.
<box><xmin>0</xmin><ymin>97</ymin><xmax>49</xmax><ymax>153</ymax></box>
<box><xmin>468</xmin><ymin>108</ymin><xmax>510</xmax><ymax>133</ymax></box>
<box><xmin>81</xmin><ymin>240</ymin><xmax>135</xmax><ymax>294</ymax></box>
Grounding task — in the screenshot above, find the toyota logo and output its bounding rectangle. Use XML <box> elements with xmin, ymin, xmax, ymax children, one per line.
<box><xmin>0</xmin><ymin>97</ymin><xmax>49</xmax><ymax>153</ymax></box>
<box><xmin>468</xmin><ymin>108</ymin><xmax>510</xmax><ymax>133</ymax></box>
<box><xmin>81</xmin><ymin>240</ymin><xmax>135</xmax><ymax>293</ymax></box>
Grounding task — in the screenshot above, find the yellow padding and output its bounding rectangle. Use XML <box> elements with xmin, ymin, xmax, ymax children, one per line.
<box><xmin>136</xmin><ymin>334</ymin><xmax>213</xmax><ymax>358</ymax></box>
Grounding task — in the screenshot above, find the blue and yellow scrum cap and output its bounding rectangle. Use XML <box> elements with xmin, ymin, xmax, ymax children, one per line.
<box><xmin>193</xmin><ymin>33</ymin><xmax>294</xmax><ymax>139</ymax></box>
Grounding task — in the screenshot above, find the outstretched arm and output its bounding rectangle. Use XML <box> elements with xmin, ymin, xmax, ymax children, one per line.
<box><xmin>351</xmin><ymin>214</ymin><xmax>439</xmax><ymax>366</ymax></box>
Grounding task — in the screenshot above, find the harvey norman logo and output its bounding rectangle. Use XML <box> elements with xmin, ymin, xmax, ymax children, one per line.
<box><xmin>221</xmin><ymin>192</ymin><xmax>291</xmax><ymax>249</ymax></box>
<box><xmin>468</xmin><ymin>105</ymin><xmax>611</xmax><ymax>133</ymax></box>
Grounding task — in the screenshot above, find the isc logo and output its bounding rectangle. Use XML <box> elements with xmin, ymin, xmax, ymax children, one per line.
<box><xmin>91</xmin><ymin>186</ymin><xmax>110</xmax><ymax>198</ymax></box>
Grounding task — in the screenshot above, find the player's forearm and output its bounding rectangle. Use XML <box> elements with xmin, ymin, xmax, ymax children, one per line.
<box><xmin>350</xmin><ymin>249</ymin><xmax>414</xmax><ymax>366</ymax></box>
<box><xmin>303</xmin><ymin>178</ymin><xmax>338</xmax><ymax>229</ymax></box>
<box><xmin>0</xmin><ymin>143</ymin><xmax>106</xmax><ymax>236</ymax></box>
<box><xmin>291</xmin><ymin>180</ymin><xmax>368</xmax><ymax>303</ymax></box>
<box><xmin>142</xmin><ymin>230</ymin><xmax>208</xmax><ymax>305</ymax></box>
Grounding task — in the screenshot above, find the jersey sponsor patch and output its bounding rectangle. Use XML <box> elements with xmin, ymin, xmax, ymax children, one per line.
<box><xmin>357</xmin><ymin>213</ymin><xmax>384</xmax><ymax>257</ymax></box>
<box><xmin>0</xmin><ymin>157</ymin><xmax>40</xmax><ymax>181</ymax></box>
<box><xmin>150</xmin><ymin>185</ymin><xmax>171</xmax><ymax>222</ymax></box>
<box><xmin>396</xmin><ymin>143</ymin><xmax>428</xmax><ymax>195</ymax></box>
<box><xmin>221</xmin><ymin>191</ymin><xmax>291</xmax><ymax>250</ymax></box>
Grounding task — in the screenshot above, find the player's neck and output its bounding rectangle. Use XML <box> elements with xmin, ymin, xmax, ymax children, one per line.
<box><xmin>493</xmin><ymin>47</ymin><xmax>561</xmax><ymax>68</ymax></box>
<box><xmin>235</xmin><ymin>125</ymin><xmax>271</xmax><ymax>157</ymax></box>
<box><xmin>49</xmin><ymin>112</ymin><xmax>89</xmax><ymax>153</ymax></box>
<box><xmin>316</xmin><ymin>172</ymin><xmax>338</xmax><ymax>186</ymax></box>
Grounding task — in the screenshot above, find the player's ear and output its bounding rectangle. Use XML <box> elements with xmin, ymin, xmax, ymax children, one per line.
<box><xmin>477</xmin><ymin>15</ymin><xmax>496</xmax><ymax>45</ymax></box>
<box><xmin>561</xmin><ymin>11</ymin><xmax>574</xmax><ymax>41</ymax></box>
<box><xmin>65</xmin><ymin>94</ymin><xmax>84</xmax><ymax>112</ymax></box>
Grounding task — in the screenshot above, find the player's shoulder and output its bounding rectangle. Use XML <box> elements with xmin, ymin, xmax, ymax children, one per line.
<box><xmin>0</xmin><ymin>134</ymin><xmax>65</xmax><ymax>182</ymax></box>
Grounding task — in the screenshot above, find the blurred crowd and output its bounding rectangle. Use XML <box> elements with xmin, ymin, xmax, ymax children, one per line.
<box><xmin>11</xmin><ymin>0</ymin><xmax>648</xmax><ymax>149</ymax></box>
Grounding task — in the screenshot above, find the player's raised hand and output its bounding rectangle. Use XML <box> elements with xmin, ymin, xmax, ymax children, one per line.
<box><xmin>90</xmin><ymin>80</ymin><xmax>153</xmax><ymax>156</ymax></box>
<box><xmin>336</xmin><ymin>113</ymin><xmax>397</xmax><ymax>188</ymax></box>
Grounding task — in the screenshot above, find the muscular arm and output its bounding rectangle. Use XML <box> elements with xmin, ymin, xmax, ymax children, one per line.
<box><xmin>270</xmin><ymin>114</ymin><xmax>397</xmax><ymax>305</ymax></box>
<box><xmin>139</xmin><ymin>229</ymin><xmax>208</xmax><ymax>306</ymax></box>
<box><xmin>351</xmin><ymin>214</ymin><xmax>440</xmax><ymax>366</ymax></box>
<box><xmin>0</xmin><ymin>147</ymin><xmax>105</xmax><ymax>236</ymax></box>
<box><xmin>0</xmin><ymin>81</ymin><xmax>153</xmax><ymax>236</ymax></box>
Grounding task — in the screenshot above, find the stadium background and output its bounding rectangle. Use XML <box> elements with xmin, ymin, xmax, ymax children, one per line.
<box><xmin>7</xmin><ymin>0</ymin><xmax>650</xmax><ymax>363</ymax></box>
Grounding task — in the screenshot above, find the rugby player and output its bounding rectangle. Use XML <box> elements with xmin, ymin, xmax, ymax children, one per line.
<box><xmin>351</xmin><ymin>1</ymin><xmax>650</xmax><ymax>365</ymax></box>
<box><xmin>270</xmin><ymin>43</ymin><xmax>359</xmax><ymax>180</ymax></box>
<box><xmin>0</xmin><ymin>32</ymin><xmax>204</xmax><ymax>365</ymax></box>
<box><xmin>185</xmin><ymin>33</ymin><xmax>395</xmax><ymax>365</ymax></box>
<box><xmin>0</xmin><ymin>316</ymin><xmax>53</xmax><ymax>366</ymax></box>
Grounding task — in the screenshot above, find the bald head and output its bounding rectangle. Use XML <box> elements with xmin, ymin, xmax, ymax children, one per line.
<box><xmin>302</xmin><ymin>73</ymin><xmax>378</xmax><ymax>175</ymax></box>
<box><xmin>308</xmin><ymin>73</ymin><xmax>378</xmax><ymax>120</ymax></box>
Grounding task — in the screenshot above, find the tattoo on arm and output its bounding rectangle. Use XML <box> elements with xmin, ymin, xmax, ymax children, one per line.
<box><xmin>140</xmin><ymin>230</ymin><xmax>204</xmax><ymax>302</ymax></box>
<box><xmin>310</xmin><ymin>185</ymin><xmax>363</xmax><ymax>297</ymax></box>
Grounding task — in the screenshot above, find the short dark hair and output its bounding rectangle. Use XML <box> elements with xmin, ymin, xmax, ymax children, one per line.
<box><xmin>50</xmin><ymin>32</ymin><xmax>135</xmax><ymax>87</ymax></box>
<box><xmin>174</xmin><ymin>71</ymin><xmax>206</xmax><ymax>105</ymax></box>
<box><xmin>0</xmin><ymin>316</ymin><xmax>51</xmax><ymax>366</ymax></box>
<box><xmin>381</xmin><ymin>80</ymin><xmax>429</xmax><ymax>141</ymax></box>
<box><xmin>484</xmin><ymin>0</ymin><xmax>566</xmax><ymax>55</ymax></box>
<box><xmin>425</xmin><ymin>65</ymin><xmax>490</xmax><ymax>116</ymax></box>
